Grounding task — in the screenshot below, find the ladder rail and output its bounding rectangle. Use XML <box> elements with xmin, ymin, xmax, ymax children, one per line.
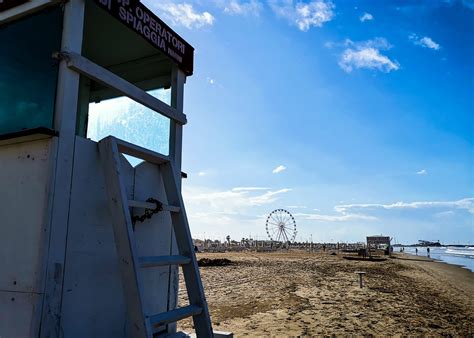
<box><xmin>99</xmin><ymin>137</ymin><xmax>151</xmax><ymax>338</ymax></box>
<box><xmin>161</xmin><ymin>161</ymin><xmax>214</xmax><ymax>336</ymax></box>
<box><xmin>99</xmin><ymin>136</ymin><xmax>214</xmax><ymax>337</ymax></box>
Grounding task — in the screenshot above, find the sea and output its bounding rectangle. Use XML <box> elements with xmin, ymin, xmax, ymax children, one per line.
<box><xmin>401</xmin><ymin>246</ymin><xmax>474</xmax><ymax>272</ymax></box>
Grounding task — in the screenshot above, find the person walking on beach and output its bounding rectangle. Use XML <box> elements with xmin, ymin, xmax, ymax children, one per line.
<box><xmin>415</xmin><ymin>248</ymin><xmax>418</xmax><ymax>256</ymax></box>
<box><xmin>427</xmin><ymin>247</ymin><xmax>430</xmax><ymax>257</ymax></box>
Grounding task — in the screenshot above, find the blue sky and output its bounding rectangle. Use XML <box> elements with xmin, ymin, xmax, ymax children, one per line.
<box><xmin>133</xmin><ymin>0</ymin><xmax>474</xmax><ymax>244</ymax></box>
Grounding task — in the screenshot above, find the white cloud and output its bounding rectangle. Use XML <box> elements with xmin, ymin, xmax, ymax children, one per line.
<box><xmin>338</xmin><ymin>38</ymin><xmax>400</xmax><ymax>73</ymax></box>
<box><xmin>184</xmin><ymin>186</ymin><xmax>292</xmax><ymax>213</ymax></box>
<box><xmin>251</xmin><ymin>188</ymin><xmax>292</xmax><ymax>204</ymax></box>
<box><xmin>335</xmin><ymin>198</ymin><xmax>474</xmax><ymax>214</ymax></box>
<box><xmin>287</xmin><ymin>205</ymin><xmax>307</xmax><ymax>209</ymax></box>
<box><xmin>293</xmin><ymin>197</ymin><xmax>474</xmax><ymax>224</ymax></box>
<box><xmin>272</xmin><ymin>165</ymin><xmax>287</xmax><ymax>174</ymax></box>
<box><xmin>339</xmin><ymin>48</ymin><xmax>399</xmax><ymax>73</ymax></box>
<box><xmin>344</xmin><ymin>37</ymin><xmax>392</xmax><ymax>49</ymax></box>
<box><xmin>409</xmin><ymin>34</ymin><xmax>441</xmax><ymax>50</ymax></box>
<box><xmin>359</xmin><ymin>12</ymin><xmax>373</xmax><ymax>22</ymax></box>
<box><xmin>434</xmin><ymin>210</ymin><xmax>454</xmax><ymax>218</ymax></box>
<box><xmin>232</xmin><ymin>187</ymin><xmax>270</xmax><ymax>191</ymax></box>
<box><xmin>205</xmin><ymin>76</ymin><xmax>225</xmax><ymax>89</ymax></box>
<box><xmin>153</xmin><ymin>3</ymin><xmax>214</xmax><ymax>29</ymax></box>
<box><xmin>324</xmin><ymin>41</ymin><xmax>335</xmax><ymax>49</ymax></box>
<box><xmin>187</xmin><ymin>184</ymin><xmax>291</xmax><ymax>234</ymax></box>
<box><xmin>294</xmin><ymin>212</ymin><xmax>377</xmax><ymax>222</ymax></box>
<box><xmin>269</xmin><ymin>0</ymin><xmax>335</xmax><ymax>31</ymax></box>
<box><xmin>416</xmin><ymin>169</ymin><xmax>427</xmax><ymax>175</ymax></box>
<box><xmin>183</xmin><ymin>186</ymin><xmax>292</xmax><ymax>235</ymax></box>
<box><xmin>197</xmin><ymin>171</ymin><xmax>206</xmax><ymax>176</ymax></box>
<box><xmin>216</xmin><ymin>0</ymin><xmax>263</xmax><ymax>16</ymax></box>
<box><xmin>462</xmin><ymin>0</ymin><xmax>474</xmax><ymax>10</ymax></box>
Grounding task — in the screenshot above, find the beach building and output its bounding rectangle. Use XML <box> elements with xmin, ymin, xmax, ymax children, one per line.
<box><xmin>367</xmin><ymin>235</ymin><xmax>392</xmax><ymax>255</ymax></box>
<box><xmin>0</xmin><ymin>0</ymin><xmax>215</xmax><ymax>337</ymax></box>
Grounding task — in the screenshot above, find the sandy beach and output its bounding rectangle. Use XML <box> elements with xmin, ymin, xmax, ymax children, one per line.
<box><xmin>178</xmin><ymin>251</ymin><xmax>474</xmax><ymax>336</ymax></box>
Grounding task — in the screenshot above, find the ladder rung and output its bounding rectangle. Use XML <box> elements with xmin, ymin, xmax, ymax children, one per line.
<box><xmin>115</xmin><ymin>137</ymin><xmax>171</xmax><ymax>165</ymax></box>
<box><xmin>139</xmin><ymin>255</ymin><xmax>191</xmax><ymax>268</ymax></box>
<box><xmin>128</xmin><ymin>199</ymin><xmax>180</xmax><ymax>213</ymax></box>
<box><xmin>149</xmin><ymin>305</ymin><xmax>202</xmax><ymax>329</ymax></box>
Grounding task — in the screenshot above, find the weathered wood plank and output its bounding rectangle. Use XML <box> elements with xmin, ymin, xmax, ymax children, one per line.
<box><xmin>115</xmin><ymin>137</ymin><xmax>170</xmax><ymax>165</ymax></box>
<box><xmin>99</xmin><ymin>137</ymin><xmax>150</xmax><ymax>338</ymax></box>
<box><xmin>59</xmin><ymin>52</ymin><xmax>187</xmax><ymax>125</ymax></box>
<box><xmin>40</xmin><ymin>1</ymin><xmax>84</xmax><ymax>335</ymax></box>
<box><xmin>139</xmin><ymin>255</ymin><xmax>190</xmax><ymax>268</ymax></box>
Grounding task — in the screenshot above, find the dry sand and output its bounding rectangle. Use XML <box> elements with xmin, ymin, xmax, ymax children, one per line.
<box><xmin>178</xmin><ymin>251</ymin><xmax>474</xmax><ymax>336</ymax></box>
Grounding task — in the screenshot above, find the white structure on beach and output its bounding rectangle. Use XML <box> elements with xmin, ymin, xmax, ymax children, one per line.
<box><xmin>367</xmin><ymin>235</ymin><xmax>392</xmax><ymax>253</ymax></box>
<box><xmin>0</xmin><ymin>1</ymin><xmax>214</xmax><ymax>337</ymax></box>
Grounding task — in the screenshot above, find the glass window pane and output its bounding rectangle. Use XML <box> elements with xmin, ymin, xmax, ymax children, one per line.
<box><xmin>0</xmin><ymin>7</ymin><xmax>63</xmax><ymax>135</ymax></box>
<box><xmin>87</xmin><ymin>89</ymin><xmax>171</xmax><ymax>165</ymax></box>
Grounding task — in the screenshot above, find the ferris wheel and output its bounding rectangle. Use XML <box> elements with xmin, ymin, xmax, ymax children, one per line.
<box><xmin>265</xmin><ymin>209</ymin><xmax>297</xmax><ymax>243</ymax></box>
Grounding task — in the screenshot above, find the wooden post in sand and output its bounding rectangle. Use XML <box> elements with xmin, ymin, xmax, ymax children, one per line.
<box><xmin>355</xmin><ymin>271</ymin><xmax>366</xmax><ymax>288</ymax></box>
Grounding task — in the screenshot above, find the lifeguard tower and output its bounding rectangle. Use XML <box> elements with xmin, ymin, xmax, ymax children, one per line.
<box><xmin>0</xmin><ymin>0</ymin><xmax>213</xmax><ymax>337</ymax></box>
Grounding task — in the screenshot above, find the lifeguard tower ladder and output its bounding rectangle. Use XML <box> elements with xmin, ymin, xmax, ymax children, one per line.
<box><xmin>0</xmin><ymin>0</ymin><xmax>213</xmax><ymax>337</ymax></box>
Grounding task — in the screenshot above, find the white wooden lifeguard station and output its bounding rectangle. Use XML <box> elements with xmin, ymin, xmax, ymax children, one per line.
<box><xmin>0</xmin><ymin>0</ymin><xmax>213</xmax><ymax>337</ymax></box>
